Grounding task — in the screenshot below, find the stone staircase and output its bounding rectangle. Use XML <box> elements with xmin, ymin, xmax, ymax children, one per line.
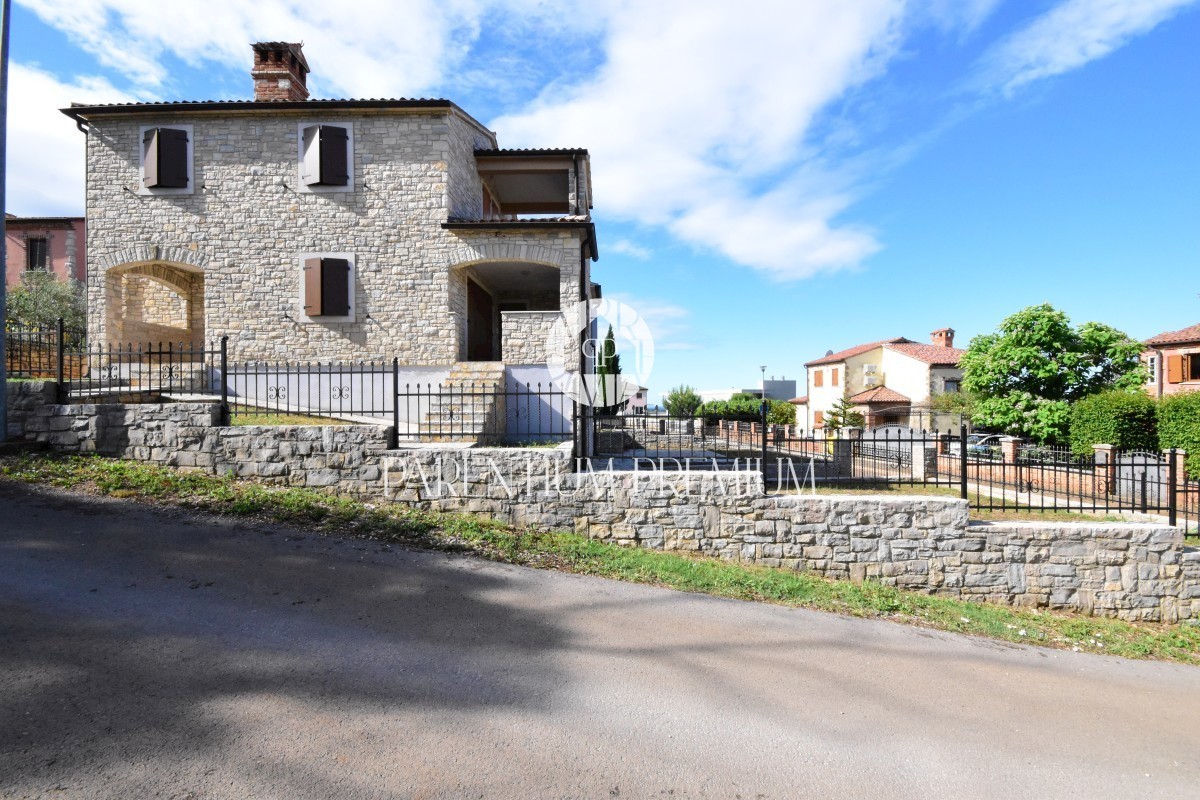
<box><xmin>419</xmin><ymin>362</ymin><xmax>507</xmax><ymax>445</ymax></box>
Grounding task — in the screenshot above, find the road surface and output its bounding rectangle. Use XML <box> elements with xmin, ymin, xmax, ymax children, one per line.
<box><xmin>2</xmin><ymin>481</ymin><xmax>1198</xmax><ymax>799</ymax></box>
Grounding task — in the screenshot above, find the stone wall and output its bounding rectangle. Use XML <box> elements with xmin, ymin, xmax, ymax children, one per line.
<box><xmin>6</xmin><ymin>384</ymin><xmax>1198</xmax><ymax>623</ymax></box>
<box><xmin>501</xmin><ymin>311</ymin><xmax>561</xmax><ymax>366</ymax></box>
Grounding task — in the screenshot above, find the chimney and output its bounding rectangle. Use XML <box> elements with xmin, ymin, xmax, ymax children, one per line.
<box><xmin>251</xmin><ymin>42</ymin><xmax>310</xmax><ymax>102</ymax></box>
<box><xmin>930</xmin><ymin>327</ymin><xmax>955</xmax><ymax>348</ymax></box>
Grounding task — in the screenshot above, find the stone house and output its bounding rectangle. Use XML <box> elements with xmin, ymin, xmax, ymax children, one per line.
<box><xmin>4</xmin><ymin>214</ymin><xmax>86</xmax><ymax>290</ymax></box>
<box><xmin>61</xmin><ymin>42</ymin><xmax>598</xmax><ymax>394</ymax></box>
<box><xmin>801</xmin><ymin>328</ymin><xmax>964</xmax><ymax>430</ymax></box>
<box><xmin>1143</xmin><ymin>323</ymin><xmax>1200</xmax><ymax>399</ymax></box>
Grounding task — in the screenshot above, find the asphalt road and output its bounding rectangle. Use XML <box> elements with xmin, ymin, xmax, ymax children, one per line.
<box><xmin>2</xmin><ymin>481</ymin><xmax>1199</xmax><ymax>799</ymax></box>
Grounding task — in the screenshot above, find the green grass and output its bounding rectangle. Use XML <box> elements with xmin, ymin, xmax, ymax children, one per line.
<box><xmin>230</xmin><ymin>407</ymin><xmax>350</xmax><ymax>426</ymax></box>
<box><xmin>3</xmin><ymin>453</ymin><xmax>1199</xmax><ymax>665</ymax></box>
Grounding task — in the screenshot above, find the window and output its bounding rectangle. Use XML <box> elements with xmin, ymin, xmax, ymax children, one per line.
<box><xmin>1166</xmin><ymin>354</ymin><xmax>1200</xmax><ymax>383</ymax></box>
<box><xmin>944</xmin><ymin>379</ymin><xmax>960</xmax><ymax>393</ymax></box>
<box><xmin>25</xmin><ymin>237</ymin><xmax>48</xmax><ymax>271</ymax></box>
<box><xmin>831</xmin><ymin>368</ymin><xmax>839</xmax><ymax>387</ymax></box>
<box><xmin>300</xmin><ymin>253</ymin><xmax>355</xmax><ymax>321</ymax></box>
<box><xmin>813</xmin><ymin>370</ymin><xmax>823</xmax><ymax>388</ymax></box>
<box><xmin>140</xmin><ymin>125</ymin><xmax>192</xmax><ymax>193</ymax></box>
<box><xmin>298</xmin><ymin>123</ymin><xmax>353</xmax><ymax>191</ymax></box>
<box><xmin>814</xmin><ymin>410</ymin><xmax>825</xmax><ymax>427</ymax></box>
<box><xmin>1147</xmin><ymin>355</ymin><xmax>1157</xmax><ymax>384</ymax></box>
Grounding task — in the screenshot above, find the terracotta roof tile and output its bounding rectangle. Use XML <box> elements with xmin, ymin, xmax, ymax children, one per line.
<box><xmin>848</xmin><ymin>386</ymin><xmax>911</xmax><ymax>404</ymax></box>
<box><xmin>1145</xmin><ymin>323</ymin><xmax>1200</xmax><ymax>346</ymax></box>
<box><xmin>805</xmin><ymin>338</ymin><xmax>910</xmax><ymax>367</ymax></box>
<box><xmin>789</xmin><ymin>396</ymin><xmax>808</xmax><ymax>405</ymax></box>
<box><xmin>884</xmin><ymin>342</ymin><xmax>965</xmax><ymax>366</ymax></box>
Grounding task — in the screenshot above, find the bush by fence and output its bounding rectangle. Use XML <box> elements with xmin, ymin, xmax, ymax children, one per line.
<box><xmin>1069</xmin><ymin>390</ymin><xmax>1158</xmax><ymax>456</ymax></box>
<box><xmin>1158</xmin><ymin>392</ymin><xmax>1200</xmax><ymax>479</ymax></box>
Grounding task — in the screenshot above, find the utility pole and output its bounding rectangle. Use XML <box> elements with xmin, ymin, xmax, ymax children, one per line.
<box><xmin>0</xmin><ymin>0</ymin><xmax>12</xmax><ymax>444</ymax></box>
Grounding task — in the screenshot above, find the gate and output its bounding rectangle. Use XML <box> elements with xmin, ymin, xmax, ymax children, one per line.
<box><xmin>1115</xmin><ymin>451</ymin><xmax>1167</xmax><ymax>511</ymax></box>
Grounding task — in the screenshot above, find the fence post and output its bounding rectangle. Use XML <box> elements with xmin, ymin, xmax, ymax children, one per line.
<box><xmin>1167</xmin><ymin>448</ymin><xmax>1177</xmax><ymax>527</ymax></box>
<box><xmin>760</xmin><ymin>399</ymin><xmax>769</xmax><ymax>492</ymax></box>
<box><xmin>55</xmin><ymin>317</ymin><xmax>65</xmax><ymax>402</ymax></box>
<box><xmin>959</xmin><ymin>423</ymin><xmax>968</xmax><ymax>500</ymax></box>
<box><xmin>219</xmin><ymin>336</ymin><xmax>229</xmax><ymax>426</ymax></box>
<box><xmin>390</xmin><ymin>357</ymin><xmax>399</xmax><ymax>450</ymax></box>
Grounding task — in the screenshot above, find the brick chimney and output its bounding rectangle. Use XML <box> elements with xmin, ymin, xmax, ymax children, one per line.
<box><xmin>930</xmin><ymin>327</ymin><xmax>955</xmax><ymax>348</ymax></box>
<box><xmin>251</xmin><ymin>42</ymin><xmax>310</xmax><ymax>101</ymax></box>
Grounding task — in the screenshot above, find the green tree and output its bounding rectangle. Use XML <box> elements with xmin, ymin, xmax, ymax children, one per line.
<box><xmin>1068</xmin><ymin>390</ymin><xmax>1158</xmax><ymax>455</ymax></box>
<box><xmin>960</xmin><ymin>304</ymin><xmax>1143</xmax><ymax>443</ymax></box>
<box><xmin>595</xmin><ymin>325</ymin><xmax>622</xmax><ymax>411</ymax></box>
<box><xmin>663</xmin><ymin>385</ymin><xmax>702</xmax><ymax>417</ymax></box>
<box><xmin>825</xmin><ymin>396</ymin><xmax>865</xmax><ymax>431</ymax></box>
<box><xmin>6</xmin><ymin>272</ymin><xmax>86</xmax><ymax>330</ymax></box>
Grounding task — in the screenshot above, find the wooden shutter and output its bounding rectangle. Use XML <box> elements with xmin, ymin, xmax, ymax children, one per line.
<box><xmin>814</xmin><ymin>411</ymin><xmax>824</xmax><ymax>426</ymax></box>
<box><xmin>142</xmin><ymin>129</ymin><xmax>160</xmax><ymax>187</ymax></box>
<box><xmin>320</xmin><ymin>258</ymin><xmax>351</xmax><ymax>315</ymax></box>
<box><xmin>319</xmin><ymin>126</ymin><xmax>349</xmax><ymax>185</ymax></box>
<box><xmin>301</xmin><ymin>125</ymin><xmax>321</xmax><ymax>185</ymax></box>
<box><xmin>1167</xmin><ymin>355</ymin><xmax>1183</xmax><ymax>384</ymax></box>
<box><xmin>813</xmin><ymin>370</ymin><xmax>823</xmax><ymax>388</ymax></box>
<box><xmin>303</xmin><ymin>257</ymin><xmax>323</xmax><ymax>315</ymax></box>
<box><xmin>143</xmin><ymin>128</ymin><xmax>188</xmax><ymax>188</ymax></box>
<box><xmin>832</xmin><ymin>368</ymin><xmax>839</xmax><ymax>387</ymax></box>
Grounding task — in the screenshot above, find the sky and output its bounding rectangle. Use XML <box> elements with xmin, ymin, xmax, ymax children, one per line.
<box><xmin>5</xmin><ymin>0</ymin><xmax>1199</xmax><ymax>404</ymax></box>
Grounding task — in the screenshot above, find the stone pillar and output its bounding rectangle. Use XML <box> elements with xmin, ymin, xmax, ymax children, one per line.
<box><xmin>1093</xmin><ymin>443</ymin><xmax>1115</xmax><ymax>496</ymax></box>
<box><xmin>832</xmin><ymin>427</ymin><xmax>861</xmax><ymax>477</ymax></box>
<box><xmin>1000</xmin><ymin>436</ymin><xmax>1021</xmax><ymax>463</ymax></box>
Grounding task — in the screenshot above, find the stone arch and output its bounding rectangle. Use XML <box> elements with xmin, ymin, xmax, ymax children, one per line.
<box><xmin>104</xmin><ymin>259</ymin><xmax>206</xmax><ymax>347</ymax></box>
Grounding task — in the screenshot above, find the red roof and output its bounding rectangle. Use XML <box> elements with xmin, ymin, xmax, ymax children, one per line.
<box><xmin>805</xmin><ymin>338</ymin><xmax>910</xmax><ymax>367</ymax></box>
<box><xmin>1145</xmin><ymin>323</ymin><xmax>1200</xmax><ymax>347</ymax></box>
<box><xmin>884</xmin><ymin>342</ymin><xmax>965</xmax><ymax>366</ymax></box>
<box><xmin>848</xmin><ymin>386</ymin><xmax>911</xmax><ymax>404</ymax></box>
<box><xmin>789</xmin><ymin>396</ymin><xmax>808</xmax><ymax>405</ymax></box>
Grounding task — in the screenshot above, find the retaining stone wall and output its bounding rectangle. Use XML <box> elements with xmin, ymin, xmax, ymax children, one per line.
<box><xmin>5</xmin><ymin>384</ymin><xmax>1198</xmax><ymax>623</ymax></box>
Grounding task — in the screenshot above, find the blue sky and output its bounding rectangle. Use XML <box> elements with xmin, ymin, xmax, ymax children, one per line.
<box><xmin>6</xmin><ymin>0</ymin><xmax>1199</xmax><ymax>402</ymax></box>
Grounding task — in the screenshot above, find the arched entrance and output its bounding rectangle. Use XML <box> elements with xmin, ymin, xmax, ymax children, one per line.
<box><xmin>450</xmin><ymin>260</ymin><xmax>563</xmax><ymax>363</ymax></box>
<box><xmin>105</xmin><ymin>261</ymin><xmax>205</xmax><ymax>346</ymax></box>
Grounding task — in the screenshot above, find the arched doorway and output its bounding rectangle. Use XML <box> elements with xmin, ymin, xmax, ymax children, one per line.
<box><xmin>105</xmin><ymin>261</ymin><xmax>205</xmax><ymax>346</ymax></box>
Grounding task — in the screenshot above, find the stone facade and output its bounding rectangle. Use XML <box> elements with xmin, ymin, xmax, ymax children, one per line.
<box><xmin>9</xmin><ymin>383</ymin><xmax>1198</xmax><ymax>623</ymax></box>
<box><xmin>78</xmin><ymin>105</ymin><xmax>592</xmax><ymax>371</ymax></box>
<box><xmin>501</xmin><ymin>311</ymin><xmax>562</xmax><ymax>366</ymax></box>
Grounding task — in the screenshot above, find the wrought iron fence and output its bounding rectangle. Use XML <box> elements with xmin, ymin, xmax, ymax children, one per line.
<box><xmin>226</xmin><ymin>359</ymin><xmax>393</xmax><ymax>424</ymax></box>
<box><xmin>396</xmin><ymin>380</ymin><xmax>575</xmax><ymax>447</ymax></box>
<box><xmin>4</xmin><ymin>319</ymin><xmax>87</xmax><ymax>379</ymax></box>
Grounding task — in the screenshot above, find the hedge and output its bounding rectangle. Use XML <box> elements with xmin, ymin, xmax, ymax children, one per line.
<box><xmin>1068</xmin><ymin>390</ymin><xmax>1158</xmax><ymax>456</ymax></box>
<box><xmin>1157</xmin><ymin>392</ymin><xmax>1200</xmax><ymax>479</ymax></box>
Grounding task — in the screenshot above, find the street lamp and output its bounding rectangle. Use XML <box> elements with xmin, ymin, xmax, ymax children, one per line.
<box><xmin>759</xmin><ymin>365</ymin><xmax>766</xmax><ymax>399</ymax></box>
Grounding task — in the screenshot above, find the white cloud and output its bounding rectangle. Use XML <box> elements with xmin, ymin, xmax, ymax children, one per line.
<box><xmin>608</xmin><ymin>239</ymin><xmax>651</xmax><ymax>260</ymax></box>
<box><xmin>607</xmin><ymin>294</ymin><xmax>695</xmax><ymax>353</ymax></box>
<box><xmin>5</xmin><ymin>64</ymin><xmax>136</xmax><ymax>215</ymax></box>
<box><xmin>491</xmin><ymin>0</ymin><xmax>907</xmax><ymax>280</ymax></box>
<box><xmin>977</xmin><ymin>0</ymin><xmax>1198</xmax><ymax>95</ymax></box>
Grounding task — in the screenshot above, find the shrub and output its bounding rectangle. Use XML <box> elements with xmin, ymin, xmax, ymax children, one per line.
<box><xmin>1157</xmin><ymin>392</ymin><xmax>1200</xmax><ymax>479</ymax></box>
<box><xmin>663</xmin><ymin>385</ymin><xmax>702</xmax><ymax>417</ymax></box>
<box><xmin>6</xmin><ymin>272</ymin><xmax>86</xmax><ymax>330</ymax></box>
<box><xmin>697</xmin><ymin>394</ymin><xmax>794</xmax><ymax>425</ymax></box>
<box><xmin>1068</xmin><ymin>390</ymin><xmax>1158</xmax><ymax>456</ymax></box>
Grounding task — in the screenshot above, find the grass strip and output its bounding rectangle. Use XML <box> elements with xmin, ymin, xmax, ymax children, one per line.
<box><xmin>2</xmin><ymin>453</ymin><xmax>1198</xmax><ymax>665</ymax></box>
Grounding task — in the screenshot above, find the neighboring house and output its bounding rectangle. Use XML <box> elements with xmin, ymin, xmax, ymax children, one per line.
<box><xmin>802</xmin><ymin>328</ymin><xmax>964</xmax><ymax>429</ymax></box>
<box><xmin>1143</xmin><ymin>323</ymin><xmax>1200</xmax><ymax>399</ymax></box>
<box><xmin>61</xmin><ymin>41</ymin><xmax>597</xmax><ymax>387</ymax></box>
<box><xmin>4</xmin><ymin>215</ymin><xmax>86</xmax><ymax>289</ymax></box>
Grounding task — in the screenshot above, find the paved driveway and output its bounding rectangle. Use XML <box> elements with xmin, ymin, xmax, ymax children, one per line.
<box><xmin>2</xmin><ymin>481</ymin><xmax>1198</xmax><ymax>799</ymax></box>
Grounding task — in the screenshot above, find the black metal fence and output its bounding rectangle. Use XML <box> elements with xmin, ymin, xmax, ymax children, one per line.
<box><xmin>591</xmin><ymin>414</ymin><xmax>1200</xmax><ymax>533</ymax></box>
<box><xmin>4</xmin><ymin>320</ymin><xmax>86</xmax><ymax>379</ymax></box>
<box><xmin>395</xmin><ymin>381</ymin><xmax>575</xmax><ymax>447</ymax></box>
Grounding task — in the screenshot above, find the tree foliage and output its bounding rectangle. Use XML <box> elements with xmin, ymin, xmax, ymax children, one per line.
<box><xmin>697</xmin><ymin>393</ymin><xmax>794</xmax><ymax>425</ymax></box>
<box><xmin>824</xmin><ymin>396</ymin><xmax>865</xmax><ymax>431</ymax></box>
<box><xmin>594</xmin><ymin>325</ymin><xmax>622</xmax><ymax>412</ymax></box>
<box><xmin>663</xmin><ymin>385</ymin><xmax>702</xmax><ymax>417</ymax></box>
<box><xmin>6</xmin><ymin>272</ymin><xmax>86</xmax><ymax>330</ymax></box>
<box><xmin>1068</xmin><ymin>390</ymin><xmax>1158</xmax><ymax>456</ymax></box>
<box><xmin>960</xmin><ymin>304</ymin><xmax>1143</xmax><ymax>443</ymax></box>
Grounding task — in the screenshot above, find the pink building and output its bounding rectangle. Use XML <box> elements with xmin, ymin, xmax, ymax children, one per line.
<box><xmin>4</xmin><ymin>215</ymin><xmax>87</xmax><ymax>289</ymax></box>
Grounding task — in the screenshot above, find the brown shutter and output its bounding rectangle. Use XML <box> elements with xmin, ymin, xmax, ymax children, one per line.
<box><xmin>142</xmin><ymin>128</ymin><xmax>159</xmax><ymax>187</ymax></box>
<box><xmin>814</xmin><ymin>411</ymin><xmax>824</xmax><ymax>426</ymax></box>
<box><xmin>1167</xmin><ymin>355</ymin><xmax>1183</xmax><ymax>384</ymax></box>
<box><xmin>832</xmin><ymin>368</ymin><xmax>839</xmax><ymax>387</ymax></box>
<box><xmin>321</xmin><ymin>258</ymin><xmax>350</xmax><ymax>316</ymax></box>
<box><xmin>813</xmin><ymin>370</ymin><xmax>823</xmax><ymax>388</ymax></box>
<box><xmin>157</xmin><ymin>128</ymin><xmax>189</xmax><ymax>188</ymax></box>
<box><xmin>303</xmin><ymin>257</ymin><xmax>323</xmax><ymax>315</ymax></box>
<box><xmin>319</xmin><ymin>125</ymin><xmax>349</xmax><ymax>185</ymax></box>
